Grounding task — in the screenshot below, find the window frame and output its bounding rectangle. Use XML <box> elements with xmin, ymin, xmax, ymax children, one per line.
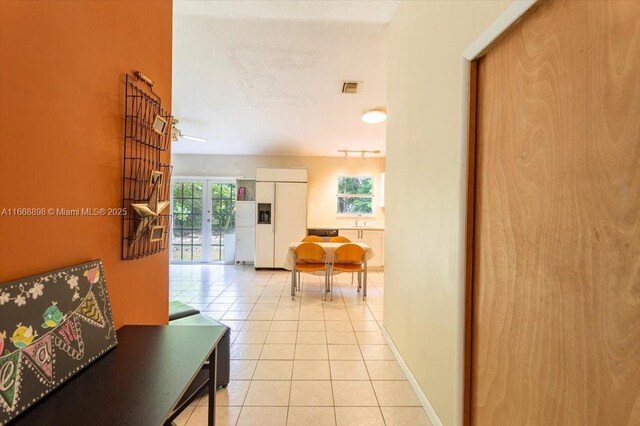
<box><xmin>336</xmin><ymin>175</ymin><xmax>375</xmax><ymax>217</ymax></box>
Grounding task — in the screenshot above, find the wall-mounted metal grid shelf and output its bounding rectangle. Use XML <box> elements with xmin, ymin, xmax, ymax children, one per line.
<box><xmin>122</xmin><ymin>73</ymin><xmax>173</xmax><ymax>260</ymax></box>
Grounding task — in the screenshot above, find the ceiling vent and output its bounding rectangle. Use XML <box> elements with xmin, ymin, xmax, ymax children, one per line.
<box><xmin>341</xmin><ymin>81</ymin><xmax>359</xmax><ymax>94</ymax></box>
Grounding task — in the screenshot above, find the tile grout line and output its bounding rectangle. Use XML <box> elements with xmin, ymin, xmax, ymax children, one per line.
<box><xmin>172</xmin><ymin>266</ymin><xmax>411</xmax><ymax>426</ymax></box>
<box><xmin>350</xmin><ymin>275</ymin><xmax>389</xmax><ymax>426</ymax></box>
<box><xmin>237</xmin><ymin>269</ymin><xmax>278</xmax><ymax>425</ymax></box>
<box><xmin>319</xmin><ymin>279</ymin><xmax>339</xmax><ymax>426</ymax></box>
<box><xmin>284</xmin><ymin>273</ymin><xmax>302</xmax><ymax>426</ymax></box>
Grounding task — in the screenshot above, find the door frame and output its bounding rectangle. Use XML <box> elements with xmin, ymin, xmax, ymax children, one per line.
<box><xmin>170</xmin><ymin>176</ymin><xmax>236</xmax><ymax>264</ymax></box>
<box><xmin>457</xmin><ymin>1</ymin><xmax>539</xmax><ymax>425</ymax></box>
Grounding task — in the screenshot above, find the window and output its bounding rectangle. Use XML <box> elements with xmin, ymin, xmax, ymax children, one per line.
<box><xmin>337</xmin><ymin>176</ymin><xmax>374</xmax><ymax>215</ymax></box>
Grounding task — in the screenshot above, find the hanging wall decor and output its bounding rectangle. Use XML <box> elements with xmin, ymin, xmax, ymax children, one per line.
<box><xmin>0</xmin><ymin>260</ymin><xmax>117</xmax><ymax>424</ymax></box>
<box><xmin>129</xmin><ymin>170</ymin><xmax>170</xmax><ymax>244</ymax></box>
<box><xmin>122</xmin><ymin>72</ymin><xmax>173</xmax><ymax>260</ymax></box>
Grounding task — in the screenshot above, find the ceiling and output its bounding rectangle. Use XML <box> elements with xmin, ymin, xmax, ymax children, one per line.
<box><xmin>172</xmin><ymin>0</ymin><xmax>397</xmax><ymax>157</ymax></box>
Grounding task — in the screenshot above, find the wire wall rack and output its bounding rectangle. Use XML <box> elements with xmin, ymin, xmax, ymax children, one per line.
<box><xmin>122</xmin><ymin>73</ymin><xmax>173</xmax><ymax>260</ymax></box>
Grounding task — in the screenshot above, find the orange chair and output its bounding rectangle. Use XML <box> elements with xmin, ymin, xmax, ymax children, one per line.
<box><xmin>295</xmin><ymin>236</ymin><xmax>325</xmax><ymax>288</ymax></box>
<box><xmin>328</xmin><ymin>236</ymin><xmax>354</xmax><ymax>284</ymax></box>
<box><xmin>291</xmin><ymin>242</ymin><xmax>328</xmax><ymax>300</ymax></box>
<box><xmin>331</xmin><ymin>244</ymin><xmax>367</xmax><ymax>300</ymax></box>
<box><xmin>328</xmin><ymin>236</ymin><xmax>351</xmax><ymax>243</ymax></box>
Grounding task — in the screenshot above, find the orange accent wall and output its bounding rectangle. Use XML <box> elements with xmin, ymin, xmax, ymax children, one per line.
<box><xmin>0</xmin><ymin>1</ymin><xmax>172</xmax><ymax>328</ymax></box>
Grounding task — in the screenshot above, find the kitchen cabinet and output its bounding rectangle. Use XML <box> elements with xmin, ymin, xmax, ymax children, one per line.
<box><xmin>339</xmin><ymin>229</ymin><xmax>384</xmax><ymax>269</ymax></box>
<box><xmin>235</xmin><ymin>201</ymin><xmax>255</xmax><ymax>263</ymax></box>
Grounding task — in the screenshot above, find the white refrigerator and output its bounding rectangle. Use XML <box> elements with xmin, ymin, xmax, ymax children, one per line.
<box><xmin>255</xmin><ymin>168</ymin><xmax>308</xmax><ymax>268</ymax></box>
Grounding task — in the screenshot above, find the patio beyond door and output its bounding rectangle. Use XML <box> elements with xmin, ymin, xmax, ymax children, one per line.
<box><xmin>171</xmin><ymin>180</ymin><xmax>236</xmax><ymax>262</ymax></box>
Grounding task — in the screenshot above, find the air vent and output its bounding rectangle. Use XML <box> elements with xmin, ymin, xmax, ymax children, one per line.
<box><xmin>342</xmin><ymin>81</ymin><xmax>359</xmax><ymax>94</ymax></box>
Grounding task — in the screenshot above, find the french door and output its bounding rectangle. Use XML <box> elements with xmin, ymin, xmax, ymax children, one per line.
<box><xmin>171</xmin><ymin>179</ymin><xmax>236</xmax><ymax>262</ymax></box>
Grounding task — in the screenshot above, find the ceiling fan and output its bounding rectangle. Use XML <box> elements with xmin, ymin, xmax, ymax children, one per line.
<box><xmin>171</xmin><ymin>118</ymin><xmax>207</xmax><ymax>142</ymax></box>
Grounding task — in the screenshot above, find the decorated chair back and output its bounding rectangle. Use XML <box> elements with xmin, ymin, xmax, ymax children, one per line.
<box><xmin>0</xmin><ymin>260</ymin><xmax>117</xmax><ymax>423</ymax></box>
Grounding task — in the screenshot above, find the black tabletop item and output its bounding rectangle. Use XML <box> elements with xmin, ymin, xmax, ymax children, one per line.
<box><xmin>12</xmin><ymin>325</ymin><xmax>226</xmax><ymax>426</ymax></box>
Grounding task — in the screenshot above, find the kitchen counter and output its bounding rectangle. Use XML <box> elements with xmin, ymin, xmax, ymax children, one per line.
<box><xmin>307</xmin><ymin>225</ymin><xmax>385</xmax><ymax>230</ymax></box>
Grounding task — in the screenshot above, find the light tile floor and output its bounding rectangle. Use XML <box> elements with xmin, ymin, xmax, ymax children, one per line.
<box><xmin>169</xmin><ymin>265</ymin><xmax>431</xmax><ymax>426</ymax></box>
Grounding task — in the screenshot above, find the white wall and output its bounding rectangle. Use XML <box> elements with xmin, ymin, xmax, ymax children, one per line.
<box><xmin>172</xmin><ymin>154</ymin><xmax>386</xmax><ymax>228</ymax></box>
<box><xmin>384</xmin><ymin>1</ymin><xmax>511</xmax><ymax>425</ymax></box>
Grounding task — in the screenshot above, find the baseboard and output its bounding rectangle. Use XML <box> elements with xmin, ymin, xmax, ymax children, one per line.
<box><xmin>381</xmin><ymin>326</ymin><xmax>443</xmax><ymax>426</ymax></box>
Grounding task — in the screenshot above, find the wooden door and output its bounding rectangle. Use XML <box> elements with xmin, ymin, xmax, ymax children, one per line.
<box><xmin>470</xmin><ymin>0</ymin><xmax>640</xmax><ymax>424</ymax></box>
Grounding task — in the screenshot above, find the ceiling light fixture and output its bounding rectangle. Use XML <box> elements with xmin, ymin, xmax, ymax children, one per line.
<box><xmin>171</xmin><ymin>118</ymin><xmax>208</xmax><ymax>142</ymax></box>
<box><xmin>337</xmin><ymin>149</ymin><xmax>381</xmax><ymax>158</ymax></box>
<box><xmin>361</xmin><ymin>108</ymin><xmax>387</xmax><ymax>124</ymax></box>
<box><xmin>181</xmin><ymin>135</ymin><xmax>208</xmax><ymax>142</ymax></box>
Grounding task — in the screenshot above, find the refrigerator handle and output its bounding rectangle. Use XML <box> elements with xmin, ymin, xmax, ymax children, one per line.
<box><xmin>273</xmin><ymin>184</ymin><xmax>276</xmax><ymax>234</ymax></box>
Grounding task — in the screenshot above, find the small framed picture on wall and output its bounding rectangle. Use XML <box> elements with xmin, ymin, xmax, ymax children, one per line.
<box><xmin>149</xmin><ymin>226</ymin><xmax>165</xmax><ymax>242</ymax></box>
<box><xmin>149</xmin><ymin>170</ymin><xmax>164</xmax><ymax>186</ymax></box>
<box><xmin>152</xmin><ymin>115</ymin><xmax>168</xmax><ymax>135</ymax></box>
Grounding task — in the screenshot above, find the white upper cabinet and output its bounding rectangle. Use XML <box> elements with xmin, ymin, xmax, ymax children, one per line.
<box><xmin>256</xmin><ymin>168</ymin><xmax>308</xmax><ymax>183</ymax></box>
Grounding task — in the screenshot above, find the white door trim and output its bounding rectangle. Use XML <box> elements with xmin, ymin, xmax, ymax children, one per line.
<box><xmin>462</xmin><ymin>0</ymin><xmax>537</xmax><ymax>61</ymax></box>
<box><xmin>456</xmin><ymin>1</ymin><xmax>538</xmax><ymax>425</ymax></box>
<box><xmin>202</xmin><ymin>181</ymin><xmax>213</xmax><ymax>261</ymax></box>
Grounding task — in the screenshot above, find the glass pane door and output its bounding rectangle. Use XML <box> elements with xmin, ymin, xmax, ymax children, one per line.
<box><xmin>171</xmin><ymin>180</ymin><xmax>235</xmax><ymax>263</ymax></box>
<box><xmin>171</xmin><ymin>181</ymin><xmax>204</xmax><ymax>261</ymax></box>
<box><xmin>209</xmin><ymin>183</ymin><xmax>236</xmax><ymax>261</ymax></box>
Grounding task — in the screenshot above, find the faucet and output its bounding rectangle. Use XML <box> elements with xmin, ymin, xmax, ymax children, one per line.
<box><xmin>355</xmin><ymin>215</ymin><xmax>362</xmax><ymax>227</ymax></box>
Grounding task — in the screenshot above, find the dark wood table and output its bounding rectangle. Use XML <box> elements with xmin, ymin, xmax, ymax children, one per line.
<box><xmin>12</xmin><ymin>325</ymin><xmax>227</xmax><ymax>426</ymax></box>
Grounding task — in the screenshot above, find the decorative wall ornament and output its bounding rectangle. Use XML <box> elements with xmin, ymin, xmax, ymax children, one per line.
<box><xmin>0</xmin><ymin>260</ymin><xmax>117</xmax><ymax>424</ymax></box>
<box><xmin>152</xmin><ymin>115</ymin><xmax>168</xmax><ymax>135</ymax></box>
<box><xmin>149</xmin><ymin>226</ymin><xmax>165</xmax><ymax>242</ymax></box>
<box><xmin>122</xmin><ymin>72</ymin><xmax>172</xmax><ymax>260</ymax></box>
<box><xmin>129</xmin><ymin>170</ymin><xmax>170</xmax><ymax>245</ymax></box>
